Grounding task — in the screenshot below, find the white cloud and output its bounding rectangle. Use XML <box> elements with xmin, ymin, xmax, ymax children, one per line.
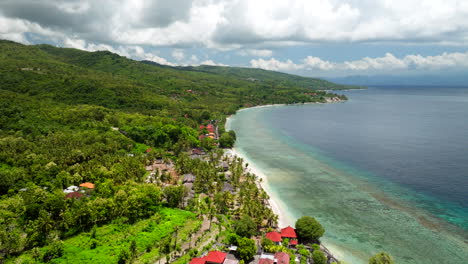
<box><xmin>199</xmin><ymin>60</ymin><xmax>227</xmax><ymax>66</ymax></box>
<box><xmin>250</xmin><ymin>51</ymin><xmax>468</xmax><ymax>74</ymax></box>
<box><xmin>238</xmin><ymin>49</ymin><xmax>273</xmax><ymax>57</ymax></box>
<box><xmin>250</xmin><ymin>58</ymin><xmax>304</xmax><ymax>71</ymax></box>
<box><xmin>171</xmin><ymin>49</ymin><xmax>185</xmax><ymax>61</ymax></box>
<box><xmin>1</xmin><ymin>0</ymin><xmax>468</xmax><ymax>49</ymax></box>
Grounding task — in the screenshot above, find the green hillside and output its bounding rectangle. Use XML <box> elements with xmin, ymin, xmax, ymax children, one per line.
<box><xmin>0</xmin><ymin>40</ymin><xmax>347</xmax><ymax>263</ymax></box>
<box><xmin>177</xmin><ymin>64</ymin><xmax>359</xmax><ymax>90</ymax></box>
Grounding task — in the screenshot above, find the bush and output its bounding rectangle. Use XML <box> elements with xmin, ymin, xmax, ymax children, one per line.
<box><xmin>295</xmin><ymin>216</ymin><xmax>324</xmax><ymax>242</ymax></box>
<box><xmin>42</xmin><ymin>240</ymin><xmax>64</xmax><ymax>262</ymax></box>
<box><xmin>118</xmin><ymin>248</ymin><xmax>130</xmax><ymax>264</ymax></box>
<box><xmin>233</xmin><ymin>215</ymin><xmax>256</xmax><ymax>238</ymax></box>
<box><xmin>237</xmin><ymin>237</ymin><xmax>257</xmax><ymax>261</ymax></box>
<box><xmin>312</xmin><ymin>250</ymin><xmax>327</xmax><ymax>264</ymax></box>
<box><xmin>369</xmin><ymin>252</ymin><xmax>395</xmax><ymax>264</ymax></box>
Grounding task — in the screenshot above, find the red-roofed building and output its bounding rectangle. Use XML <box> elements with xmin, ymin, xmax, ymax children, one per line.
<box><xmin>206</xmin><ymin>124</ymin><xmax>215</xmax><ymax>133</ymax></box>
<box><xmin>64</xmin><ymin>191</ymin><xmax>84</xmax><ymax>199</ymax></box>
<box><xmin>199</xmin><ymin>125</ymin><xmax>205</xmax><ymax>130</ymax></box>
<box><xmin>280</xmin><ymin>226</ymin><xmax>297</xmax><ymax>239</ymax></box>
<box><xmin>146</xmin><ymin>148</ymin><xmax>152</xmax><ymax>153</ymax></box>
<box><xmin>274</xmin><ymin>252</ymin><xmax>290</xmax><ymax>264</ymax></box>
<box><xmin>289</xmin><ymin>239</ymin><xmax>298</xmax><ymax>246</ymax></box>
<box><xmin>266</xmin><ymin>231</ymin><xmax>282</xmax><ymax>244</ymax></box>
<box><xmin>258</xmin><ymin>259</ymin><xmax>274</xmax><ymax>264</ymax></box>
<box><xmin>189</xmin><ymin>257</ymin><xmax>206</xmax><ymax>264</ymax></box>
<box><xmin>205</xmin><ymin>251</ymin><xmax>227</xmax><ymax>264</ymax></box>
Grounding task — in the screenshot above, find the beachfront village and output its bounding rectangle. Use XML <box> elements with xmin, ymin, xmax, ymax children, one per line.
<box><xmin>54</xmin><ymin>121</ymin><xmax>342</xmax><ymax>264</ymax></box>
<box><xmin>7</xmin><ymin>119</ymin><xmax>393</xmax><ymax>264</ymax></box>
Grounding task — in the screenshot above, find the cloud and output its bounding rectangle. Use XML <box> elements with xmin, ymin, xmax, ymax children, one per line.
<box><xmin>171</xmin><ymin>49</ymin><xmax>185</xmax><ymax>61</ymax></box>
<box><xmin>1</xmin><ymin>0</ymin><xmax>468</xmax><ymax>49</ymax></box>
<box><xmin>238</xmin><ymin>49</ymin><xmax>273</xmax><ymax>57</ymax></box>
<box><xmin>250</xmin><ymin>58</ymin><xmax>304</xmax><ymax>71</ymax></box>
<box><xmin>250</xmin><ymin>51</ymin><xmax>468</xmax><ymax>74</ymax></box>
<box><xmin>199</xmin><ymin>60</ymin><xmax>227</xmax><ymax>66</ymax></box>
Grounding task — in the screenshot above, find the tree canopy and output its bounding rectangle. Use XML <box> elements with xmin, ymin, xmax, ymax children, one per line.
<box><xmin>233</xmin><ymin>215</ymin><xmax>257</xmax><ymax>238</ymax></box>
<box><xmin>369</xmin><ymin>252</ymin><xmax>395</xmax><ymax>264</ymax></box>
<box><xmin>295</xmin><ymin>216</ymin><xmax>325</xmax><ymax>242</ymax></box>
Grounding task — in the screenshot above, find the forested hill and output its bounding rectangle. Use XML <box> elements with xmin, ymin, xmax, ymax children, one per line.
<box><xmin>0</xmin><ymin>39</ymin><xmax>347</xmax><ymax>262</ymax></box>
<box><xmin>148</xmin><ymin>63</ymin><xmax>357</xmax><ymax>90</ymax></box>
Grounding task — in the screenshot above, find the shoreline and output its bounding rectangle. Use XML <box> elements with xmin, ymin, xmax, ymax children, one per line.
<box><xmin>224</xmin><ymin>147</ymin><xmax>294</xmax><ymax>228</ymax></box>
<box><xmin>225</xmin><ymin>104</ymin><xmax>348</xmax><ymax>261</ymax></box>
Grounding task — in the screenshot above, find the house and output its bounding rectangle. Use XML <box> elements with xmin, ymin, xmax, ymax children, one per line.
<box><xmin>222</xmin><ymin>182</ymin><xmax>235</xmax><ymax>193</ymax></box>
<box><xmin>205</xmin><ymin>251</ymin><xmax>227</xmax><ymax>264</ymax></box>
<box><xmin>79</xmin><ymin>182</ymin><xmax>95</xmax><ymax>189</ymax></box>
<box><xmin>192</xmin><ymin>147</ymin><xmax>205</xmax><ymax>155</ymax></box>
<box><xmin>258</xmin><ymin>259</ymin><xmax>274</xmax><ymax>264</ymax></box>
<box><xmin>65</xmin><ymin>191</ymin><xmax>84</xmax><ymax>199</ymax></box>
<box><xmin>146</xmin><ymin>148</ymin><xmax>152</xmax><ymax>153</ymax></box>
<box><xmin>63</xmin><ymin>185</ymin><xmax>79</xmax><ymax>193</ymax></box>
<box><xmin>183</xmin><ymin>173</ymin><xmax>196</xmax><ymax>183</ymax></box>
<box><xmin>222</xmin><ymin>259</ymin><xmax>238</xmax><ymax>264</ymax></box>
<box><xmin>289</xmin><ymin>239</ymin><xmax>298</xmax><ymax>247</ymax></box>
<box><xmin>265</xmin><ymin>231</ymin><xmax>282</xmax><ymax>244</ymax></box>
<box><xmin>280</xmin><ymin>226</ymin><xmax>297</xmax><ymax>239</ymax></box>
<box><xmin>199</xmin><ymin>125</ymin><xmax>205</xmax><ymax>130</ymax></box>
<box><xmin>190</xmin><ymin>257</ymin><xmax>206</xmax><ymax>264</ymax></box>
<box><xmin>219</xmin><ymin>161</ymin><xmax>229</xmax><ymax>171</ymax></box>
<box><xmin>259</xmin><ymin>253</ymin><xmax>275</xmax><ymax>262</ymax></box>
<box><xmin>206</xmin><ymin>124</ymin><xmax>215</xmax><ymax>133</ymax></box>
<box><xmin>274</xmin><ymin>252</ymin><xmax>290</xmax><ymax>264</ymax></box>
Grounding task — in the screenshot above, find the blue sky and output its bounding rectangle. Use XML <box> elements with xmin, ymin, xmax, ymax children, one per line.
<box><xmin>1</xmin><ymin>0</ymin><xmax>468</xmax><ymax>77</ymax></box>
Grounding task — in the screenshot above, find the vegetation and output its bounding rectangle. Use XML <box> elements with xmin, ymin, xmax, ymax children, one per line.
<box><xmin>312</xmin><ymin>250</ymin><xmax>327</xmax><ymax>264</ymax></box>
<box><xmin>0</xmin><ymin>39</ymin><xmax>351</xmax><ymax>263</ymax></box>
<box><xmin>236</xmin><ymin>237</ymin><xmax>257</xmax><ymax>261</ymax></box>
<box><xmin>233</xmin><ymin>215</ymin><xmax>257</xmax><ymax>238</ymax></box>
<box><xmin>369</xmin><ymin>252</ymin><xmax>395</xmax><ymax>264</ymax></box>
<box><xmin>295</xmin><ymin>216</ymin><xmax>325</xmax><ymax>242</ymax></box>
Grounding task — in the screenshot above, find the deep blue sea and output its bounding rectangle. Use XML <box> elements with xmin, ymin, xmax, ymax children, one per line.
<box><xmin>227</xmin><ymin>86</ymin><xmax>468</xmax><ymax>264</ymax></box>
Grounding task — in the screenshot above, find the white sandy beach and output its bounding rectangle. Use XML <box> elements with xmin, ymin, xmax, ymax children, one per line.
<box><xmin>226</xmin><ymin>109</ymin><xmax>348</xmax><ymax>262</ymax></box>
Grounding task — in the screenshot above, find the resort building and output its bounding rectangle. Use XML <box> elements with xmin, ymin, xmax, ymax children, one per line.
<box><xmin>274</xmin><ymin>252</ymin><xmax>290</xmax><ymax>264</ymax></box>
<box><xmin>265</xmin><ymin>231</ymin><xmax>282</xmax><ymax>245</ymax></box>
<box><xmin>280</xmin><ymin>226</ymin><xmax>297</xmax><ymax>239</ymax></box>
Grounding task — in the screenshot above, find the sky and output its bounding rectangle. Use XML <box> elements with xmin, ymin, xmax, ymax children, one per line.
<box><xmin>1</xmin><ymin>0</ymin><xmax>468</xmax><ymax>77</ymax></box>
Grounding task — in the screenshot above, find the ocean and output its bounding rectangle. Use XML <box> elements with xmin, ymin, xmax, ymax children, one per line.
<box><xmin>226</xmin><ymin>86</ymin><xmax>468</xmax><ymax>264</ymax></box>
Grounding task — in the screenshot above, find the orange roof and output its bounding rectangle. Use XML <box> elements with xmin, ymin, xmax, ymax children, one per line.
<box><xmin>79</xmin><ymin>182</ymin><xmax>95</xmax><ymax>189</ymax></box>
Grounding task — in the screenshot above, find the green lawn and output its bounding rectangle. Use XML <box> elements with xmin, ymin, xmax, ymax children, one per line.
<box><xmin>9</xmin><ymin>208</ymin><xmax>199</xmax><ymax>264</ymax></box>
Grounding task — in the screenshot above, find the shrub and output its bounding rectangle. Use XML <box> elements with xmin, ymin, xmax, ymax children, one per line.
<box><xmin>369</xmin><ymin>252</ymin><xmax>395</xmax><ymax>264</ymax></box>
<box><xmin>42</xmin><ymin>240</ymin><xmax>64</xmax><ymax>262</ymax></box>
<box><xmin>233</xmin><ymin>215</ymin><xmax>256</xmax><ymax>238</ymax></box>
<box><xmin>237</xmin><ymin>237</ymin><xmax>257</xmax><ymax>261</ymax></box>
<box><xmin>312</xmin><ymin>250</ymin><xmax>327</xmax><ymax>264</ymax></box>
<box><xmin>295</xmin><ymin>216</ymin><xmax>324</xmax><ymax>242</ymax></box>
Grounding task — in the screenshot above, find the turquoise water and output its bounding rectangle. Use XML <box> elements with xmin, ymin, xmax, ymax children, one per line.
<box><xmin>227</xmin><ymin>87</ymin><xmax>468</xmax><ymax>264</ymax></box>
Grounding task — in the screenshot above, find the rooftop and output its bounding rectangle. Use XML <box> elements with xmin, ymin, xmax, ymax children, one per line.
<box><xmin>266</xmin><ymin>231</ymin><xmax>282</xmax><ymax>242</ymax></box>
<box><xmin>281</xmin><ymin>226</ymin><xmax>297</xmax><ymax>238</ymax></box>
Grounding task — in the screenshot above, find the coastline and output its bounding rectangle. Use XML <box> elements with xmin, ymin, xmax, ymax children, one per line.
<box><xmin>225</xmin><ymin>110</ymin><xmax>347</xmax><ymax>261</ymax></box>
